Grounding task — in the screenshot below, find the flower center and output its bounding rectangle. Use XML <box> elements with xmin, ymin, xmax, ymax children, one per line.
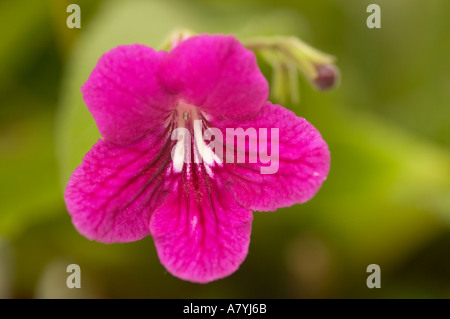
<box><xmin>171</xmin><ymin>101</ymin><xmax>222</xmax><ymax>174</ymax></box>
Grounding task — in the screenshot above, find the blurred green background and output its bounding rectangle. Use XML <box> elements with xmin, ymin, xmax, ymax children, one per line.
<box><xmin>0</xmin><ymin>0</ymin><xmax>449</xmax><ymax>298</ymax></box>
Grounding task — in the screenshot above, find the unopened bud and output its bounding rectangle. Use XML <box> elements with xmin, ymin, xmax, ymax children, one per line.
<box><xmin>244</xmin><ymin>36</ymin><xmax>339</xmax><ymax>97</ymax></box>
<box><xmin>313</xmin><ymin>63</ymin><xmax>339</xmax><ymax>91</ymax></box>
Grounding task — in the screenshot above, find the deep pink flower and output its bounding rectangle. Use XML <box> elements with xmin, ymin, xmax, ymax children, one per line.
<box><xmin>64</xmin><ymin>34</ymin><xmax>330</xmax><ymax>283</ymax></box>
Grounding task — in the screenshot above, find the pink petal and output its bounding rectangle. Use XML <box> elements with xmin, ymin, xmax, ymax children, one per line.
<box><xmin>214</xmin><ymin>102</ymin><xmax>330</xmax><ymax>211</ymax></box>
<box><xmin>160</xmin><ymin>34</ymin><xmax>269</xmax><ymax>119</ymax></box>
<box><xmin>64</xmin><ymin>128</ymin><xmax>174</xmax><ymax>243</ymax></box>
<box><xmin>82</xmin><ymin>44</ymin><xmax>176</xmax><ymax>144</ymax></box>
<box><xmin>150</xmin><ymin>168</ymin><xmax>252</xmax><ymax>283</ymax></box>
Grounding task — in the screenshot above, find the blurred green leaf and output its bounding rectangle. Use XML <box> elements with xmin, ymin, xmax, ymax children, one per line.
<box><xmin>0</xmin><ymin>238</ymin><xmax>13</xmax><ymax>298</ymax></box>
<box><xmin>0</xmin><ymin>112</ymin><xmax>63</xmax><ymax>238</ymax></box>
<box><xmin>0</xmin><ymin>0</ymin><xmax>50</xmax><ymax>90</ymax></box>
<box><xmin>293</xmin><ymin>96</ymin><xmax>450</xmax><ymax>273</ymax></box>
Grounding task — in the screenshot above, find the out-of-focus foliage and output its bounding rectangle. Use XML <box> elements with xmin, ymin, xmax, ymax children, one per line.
<box><xmin>0</xmin><ymin>0</ymin><xmax>449</xmax><ymax>298</ymax></box>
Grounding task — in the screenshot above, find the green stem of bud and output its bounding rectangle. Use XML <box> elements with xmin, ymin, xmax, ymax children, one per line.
<box><xmin>243</xmin><ymin>36</ymin><xmax>339</xmax><ymax>98</ymax></box>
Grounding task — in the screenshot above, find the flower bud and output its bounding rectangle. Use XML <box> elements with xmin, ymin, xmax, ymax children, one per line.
<box><xmin>243</xmin><ymin>36</ymin><xmax>339</xmax><ymax>98</ymax></box>
<box><xmin>313</xmin><ymin>63</ymin><xmax>339</xmax><ymax>91</ymax></box>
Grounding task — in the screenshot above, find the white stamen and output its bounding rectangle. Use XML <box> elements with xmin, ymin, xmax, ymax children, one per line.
<box><xmin>193</xmin><ymin>119</ymin><xmax>222</xmax><ymax>166</ymax></box>
<box><xmin>173</xmin><ymin>131</ymin><xmax>186</xmax><ymax>173</ymax></box>
<box><xmin>194</xmin><ymin>120</ymin><xmax>213</xmax><ymax>165</ymax></box>
<box><xmin>204</xmin><ymin>164</ymin><xmax>214</xmax><ymax>177</ymax></box>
